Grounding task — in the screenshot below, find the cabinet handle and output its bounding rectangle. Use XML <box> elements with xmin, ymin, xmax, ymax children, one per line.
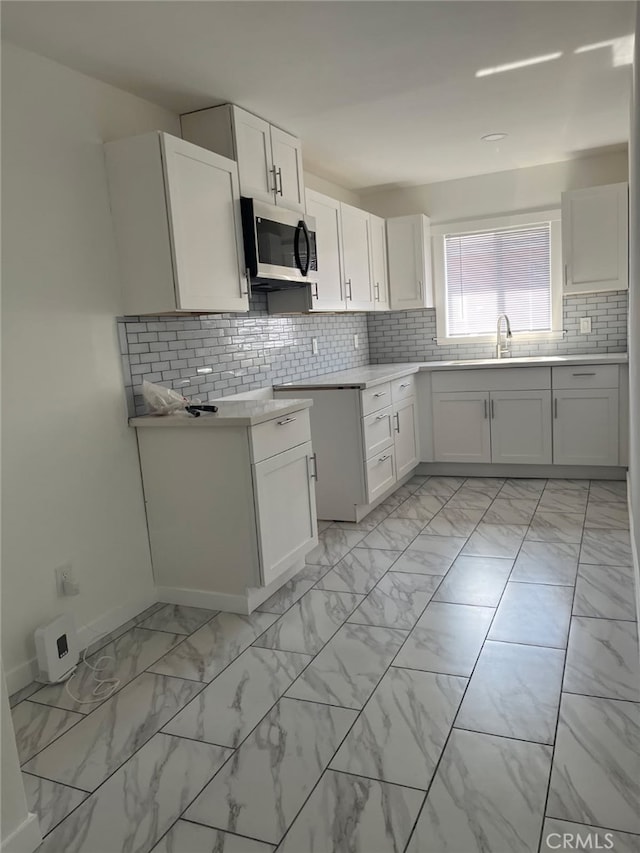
<box><xmin>346</xmin><ymin>278</ymin><xmax>353</xmax><ymax>300</ymax></box>
<box><xmin>276</xmin><ymin>166</ymin><xmax>283</xmax><ymax>196</ymax></box>
<box><xmin>375</xmin><ymin>282</ymin><xmax>380</xmax><ymax>302</ymax></box>
<box><xmin>399</xmin><ymin>383</ymin><xmax>410</xmax><ymax>389</ymax></box>
<box><xmin>554</xmin><ymin>398</ymin><xmax>558</xmax><ymax>419</ymax></box>
<box><xmin>277</xmin><ymin>416</ymin><xmax>297</xmax><ymax>426</ymax></box>
<box><xmin>242</xmin><ymin>267</ymin><xmax>250</xmax><ymax>297</ymax></box>
<box><xmin>563</xmin><ymin>264</ymin><xmax>568</xmax><ymax>287</ymax></box>
<box><xmin>373</xmin><ymin>391</ymin><xmax>387</xmax><ymax>398</ymax></box>
<box><xmin>270</xmin><ymin>166</ymin><xmax>278</xmax><ymax>195</ymax></box>
<box><xmin>312</xmin><ymin>282</ymin><xmax>319</xmax><ymax>299</ymax></box>
<box><xmin>394</xmin><ymin>412</ymin><xmax>400</xmax><ymax>433</ymax></box>
<box><xmin>309</xmin><ymin>452</ymin><xmax>318</xmax><ymax>481</ymax></box>
<box><xmin>483</xmin><ymin>400</ymin><xmax>488</xmax><ymax>419</ymax></box>
<box><xmin>378</xmin><ymin>454</ymin><xmax>390</xmax><ymax>462</ymax></box>
<box><xmin>375</xmin><ymin>413</ymin><xmax>387</xmax><ymax>420</ymax></box>
<box><xmin>417</xmin><ymin>280</ymin><xmax>423</xmax><ymax>299</ymax></box>
<box><xmin>491</xmin><ymin>400</ymin><xmax>495</xmax><ymax>419</ymax></box>
<box><xmin>572</xmin><ymin>372</ymin><xmax>596</xmax><ymax>376</ymax></box>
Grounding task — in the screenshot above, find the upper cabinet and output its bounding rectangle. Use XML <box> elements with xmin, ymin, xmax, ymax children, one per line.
<box><xmin>369</xmin><ymin>214</ymin><xmax>390</xmax><ymax>311</ymax></box>
<box><xmin>305</xmin><ymin>190</ymin><xmax>345</xmax><ymax>310</ymax></box>
<box><xmin>181</xmin><ymin>105</ymin><xmax>305</xmax><ymax>212</ymax></box>
<box><xmin>386</xmin><ymin>214</ymin><xmax>434</xmax><ymax>310</ymax></box>
<box><xmin>561</xmin><ymin>182</ymin><xmax>628</xmax><ymax>294</ymax></box>
<box><xmin>105</xmin><ymin>132</ymin><xmax>248</xmax><ymax>315</ymax></box>
<box><xmin>340</xmin><ymin>202</ymin><xmax>375</xmax><ymax>311</ymax></box>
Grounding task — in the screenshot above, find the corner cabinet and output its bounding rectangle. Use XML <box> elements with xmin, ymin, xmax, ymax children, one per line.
<box><xmin>181</xmin><ymin>104</ymin><xmax>305</xmax><ymax>212</ymax></box>
<box><xmin>134</xmin><ymin>406</ymin><xmax>318</xmax><ymax>611</ymax></box>
<box><xmin>105</xmin><ymin>132</ymin><xmax>248</xmax><ymax>315</ymax></box>
<box><xmin>562</xmin><ymin>183</ymin><xmax>628</xmax><ymax>294</ymax></box>
<box><xmin>387</xmin><ymin>214</ymin><xmax>434</xmax><ymax>310</ymax></box>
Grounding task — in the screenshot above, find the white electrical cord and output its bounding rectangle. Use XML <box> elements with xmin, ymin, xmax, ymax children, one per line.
<box><xmin>63</xmin><ymin>626</ymin><xmax>121</xmax><ymax>706</ymax></box>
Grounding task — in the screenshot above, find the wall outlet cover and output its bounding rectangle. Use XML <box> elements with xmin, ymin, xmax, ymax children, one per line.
<box><xmin>311</xmin><ymin>337</ymin><xmax>319</xmax><ymax>355</ymax></box>
<box><xmin>354</xmin><ymin>334</ymin><xmax>359</xmax><ymax>349</ymax></box>
<box><xmin>580</xmin><ymin>317</ymin><xmax>592</xmax><ymax>334</ymax></box>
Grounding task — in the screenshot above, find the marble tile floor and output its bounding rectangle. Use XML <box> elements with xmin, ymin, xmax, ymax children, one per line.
<box><xmin>9</xmin><ymin>478</ymin><xmax>639</xmax><ymax>853</ymax></box>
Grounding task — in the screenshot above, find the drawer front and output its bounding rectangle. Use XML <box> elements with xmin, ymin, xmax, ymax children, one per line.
<box><xmin>366</xmin><ymin>448</ymin><xmax>395</xmax><ymax>504</ymax></box>
<box><xmin>431</xmin><ymin>367</ymin><xmax>550</xmax><ymax>393</ymax></box>
<box><xmin>361</xmin><ymin>382</ymin><xmax>392</xmax><ymax>416</ymax></box>
<box><xmin>251</xmin><ymin>409</ymin><xmax>311</xmax><ymax>463</ymax></box>
<box><xmin>552</xmin><ymin>364</ymin><xmax>619</xmax><ymax>390</ymax></box>
<box><xmin>363</xmin><ymin>406</ymin><xmax>394</xmax><ymax>458</ymax></box>
<box><xmin>391</xmin><ymin>375</ymin><xmax>416</xmax><ymax>402</ymax></box>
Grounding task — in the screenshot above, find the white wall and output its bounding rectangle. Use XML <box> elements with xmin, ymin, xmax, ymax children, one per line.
<box><xmin>361</xmin><ymin>149</ymin><xmax>629</xmax><ymax>223</ymax></box>
<box><xmin>1</xmin><ymin>43</ymin><xmax>179</xmax><ymax>691</ymax></box>
<box><xmin>304</xmin><ymin>171</ymin><xmax>361</xmax><ymax>206</ymax></box>
<box><xmin>629</xmin><ymin>4</ymin><xmax>640</xmax><ymax>628</ymax></box>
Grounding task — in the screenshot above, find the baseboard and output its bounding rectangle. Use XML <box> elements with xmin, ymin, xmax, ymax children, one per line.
<box><xmin>627</xmin><ymin>473</ymin><xmax>640</xmax><ymax>656</ymax></box>
<box><xmin>416</xmin><ymin>463</ymin><xmax>627</xmax><ymax>480</ymax></box>
<box><xmin>0</xmin><ymin>812</ymin><xmax>41</xmax><ymax>853</ymax></box>
<box><xmin>5</xmin><ymin>590</ymin><xmax>158</xmax><ymax>697</ymax></box>
<box><xmin>156</xmin><ymin>585</ymin><xmax>250</xmax><ymax>614</ymax></box>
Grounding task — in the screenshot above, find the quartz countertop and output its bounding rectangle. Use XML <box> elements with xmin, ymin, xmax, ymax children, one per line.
<box><xmin>130</xmin><ymin>398</ymin><xmax>312</xmax><ymax>428</ymax></box>
<box><xmin>274</xmin><ymin>353</ymin><xmax>628</xmax><ymax>390</ymax></box>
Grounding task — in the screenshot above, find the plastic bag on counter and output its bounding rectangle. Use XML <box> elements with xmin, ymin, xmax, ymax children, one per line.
<box><xmin>142</xmin><ymin>380</ymin><xmax>189</xmax><ymax>415</ymax></box>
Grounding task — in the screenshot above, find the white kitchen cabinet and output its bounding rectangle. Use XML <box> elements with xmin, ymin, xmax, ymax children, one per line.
<box><xmin>305</xmin><ymin>190</ymin><xmax>345</xmax><ymax>310</ymax></box>
<box><xmin>181</xmin><ymin>104</ymin><xmax>305</xmax><ymax>211</ymax></box>
<box><xmin>134</xmin><ymin>404</ymin><xmax>317</xmax><ymax>611</ymax></box>
<box><xmin>432</xmin><ymin>392</ymin><xmax>492</xmax><ymax>463</ymax></box>
<box><xmin>341</xmin><ymin>202</ymin><xmax>375</xmax><ymax>311</ymax></box>
<box><xmin>562</xmin><ymin>183</ymin><xmax>628</xmax><ymax>294</ymax></box>
<box><xmin>553</xmin><ymin>389</ymin><xmax>619</xmax><ymax>466</ymax></box>
<box><xmin>387</xmin><ymin>214</ymin><xmax>434</xmax><ymax>310</ymax></box>
<box><xmin>105</xmin><ymin>132</ymin><xmax>248</xmax><ymax>315</ymax></box>
<box><xmin>393</xmin><ymin>395</ymin><xmax>419</xmax><ymax>478</ymax></box>
<box><xmin>490</xmin><ymin>390</ymin><xmax>552</xmax><ymax>465</ymax></box>
<box><xmin>253</xmin><ymin>442</ymin><xmax>318</xmax><ymax>585</ymax></box>
<box><xmin>369</xmin><ymin>214</ymin><xmax>390</xmax><ymax>310</ymax></box>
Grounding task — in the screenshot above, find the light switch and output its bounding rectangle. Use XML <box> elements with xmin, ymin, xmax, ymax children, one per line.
<box><xmin>580</xmin><ymin>317</ymin><xmax>592</xmax><ymax>334</ymax></box>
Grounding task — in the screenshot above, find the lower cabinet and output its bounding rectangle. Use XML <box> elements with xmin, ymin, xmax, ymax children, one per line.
<box><xmin>394</xmin><ymin>396</ymin><xmax>420</xmax><ymax>478</ymax></box>
<box><xmin>553</xmin><ymin>389</ymin><xmax>619</xmax><ymax>466</ymax></box>
<box><xmin>490</xmin><ymin>390</ymin><xmax>552</xmax><ymax>465</ymax></box>
<box><xmin>134</xmin><ymin>407</ymin><xmax>318</xmax><ymax>610</ymax></box>
<box><xmin>432</xmin><ymin>391</ymin><xmax>491</xmax><ymax>463</ymax></box>
<box><xmin>253</xmin><ymin>442</ymin><xmax>318</xmax><ymax>585</ymax></box>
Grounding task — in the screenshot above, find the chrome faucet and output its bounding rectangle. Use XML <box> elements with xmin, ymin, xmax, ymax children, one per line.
<box><xmin>496</xmin><ymin>314</ymin><xmax>512</xmax><ymax>359</ymax></box>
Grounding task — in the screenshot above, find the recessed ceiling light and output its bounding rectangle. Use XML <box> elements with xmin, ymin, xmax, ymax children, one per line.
<box><xmin>476</xmin><ymin>52</ymin><xmax>563</xmax><ymax>78</ymax></box>
<box><xmin>481</xmin><ymin>133</ymin><xmax>508</xmax><ymax>142</ymax></box>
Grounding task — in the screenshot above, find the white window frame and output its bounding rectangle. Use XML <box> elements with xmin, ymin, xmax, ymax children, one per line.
<box><xmin>432</xmin><ymin>210</ymin><xmax>563</xmax><ymax>345</ymax></box>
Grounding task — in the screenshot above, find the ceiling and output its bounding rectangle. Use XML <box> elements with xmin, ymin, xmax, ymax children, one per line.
<box><xmin>1</xmin><ymin>1</ymin><xmax>635</xmax><ymax>190</ymax></box>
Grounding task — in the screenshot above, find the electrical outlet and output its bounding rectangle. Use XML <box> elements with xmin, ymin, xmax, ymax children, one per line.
<box><xmin>311</xmin><ymin>337</ymin><xmax>319</xmax><ymax>355</ymax></box>
<box><xmin>55</xmin><ymin>563</ymin><xmax>79</xmax><ymax>597</ymax></box>
<box><xmin>354</xmin><ymin>334</ymin><xmax>359</xmax><ymax>349</ymax></box>
<box><xmin>580</xmin><ymin>317</ymin><xmax>592</xmax><ymax>334</ymax></box>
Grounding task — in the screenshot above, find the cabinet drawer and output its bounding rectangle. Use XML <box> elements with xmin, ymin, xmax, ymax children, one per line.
<box><xmin>552</xmin><ymin>364</ymin><xmax>619</xmax><ymax>390</ymax></box>
<box><xmin>361</xmin><ymin>382</ymin><xmax>392</xmax><ymax>416</ymax></box>
<box><xmin>363</xmin><ymin>406</ymin><xmax>394</xmax><ymax>458</ymax></box>
<box><xmin>366</xmin><ymin>448</ymin><xmax>395</xmax><ymax>503</ymax></box>
<box><xmin>391</xmin><ymin>375</ymin><xmax>416</xmax><ymax>402</ymax></box>
<box><xmin>250</xmin><ymin>409</ymin><xmax>311</xmax><ymax>463</ymax></box>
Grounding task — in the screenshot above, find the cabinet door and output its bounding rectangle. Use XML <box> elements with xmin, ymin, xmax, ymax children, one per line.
<box><xmin>553</xmin><ymin>390</ymin><xmax>619</xmax><ymax>466</ymax></box>
<box><xmin>387</xmin><ymin>215</ymin><xmax>434</xmax><ymax>310</ymax></box>
<box><xmin>369</xmin><ymin>214</ymin><xmax>390</xmax><ymax>310</ymax></box>
<box><xmin>231</xmin><ymin>107</ymin><xmax>275</xmax><ymax>204</ymax></box>
<box><xmin>562</xmin><ymin>183</ymin><xmax>628</xmax><ymax>293</ymax></box>
<box><xmin>253</xmin><ymin>442</ymin><xmax>318</xmax><ymax>586</ymax></box>
<box><xmin>432</xmin><ymin>392</ymin><xmax>491</xmax><ymax>463</ymax></box>
<box><xmin>305</xmin><ymin>190</ymin><xmax>346</xmax><ymax>310</ymax></box>
<box><xmin>271</xmin><ymin>126</ymin><xmax>305</xmax><ymax>212</ymax></box>
<box><xmin>366</xmin><ymin>448</ymin><xmax>396</xmax><ymax>504</ymax></box>
<box><xmin>393</xmin><ymin>396</ymin><xmax>419</xmax><ymax>478</ymax></box>
<box><xmin>161</xmin><ymin>135</ymin><xmax>248</xmax><ymax>312</ymax></box>
<box><xmin>490</xmin><ymin>390</ymin><xmax>552</xmax><ymax>465</ymax></box>
<box><xmin>341</xmin><ymin>202</ymin><xmax>375</xmax><ymax>311</ymax></box>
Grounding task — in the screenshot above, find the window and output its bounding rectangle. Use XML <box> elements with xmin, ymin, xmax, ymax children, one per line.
<box><xmin>433</xmin><ymin>211</ymin><xmax>562</xmax><ymax>343</ymax></box>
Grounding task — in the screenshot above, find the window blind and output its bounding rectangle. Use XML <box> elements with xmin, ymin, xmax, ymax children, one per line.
<box><xmin>444</xmin><ymin>222</ymin><xmax>552</xmax><ymax>337</ymax></box>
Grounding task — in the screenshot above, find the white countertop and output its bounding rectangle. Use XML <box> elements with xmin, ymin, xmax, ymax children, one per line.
<box><xmin>130</xmin><ymin>398</ymin><xmax>312</xmax><ymax>428</ymax></box>
<box><xmin>274</xmin><ymin>353</ymin><xmax>628</xmax><ymax>390</ymax></box>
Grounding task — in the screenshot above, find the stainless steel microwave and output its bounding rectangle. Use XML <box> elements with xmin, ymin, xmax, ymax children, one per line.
<box><xmin>241</xmin><ymin>198</ymin><xmax>317</xmax><ymax>290</ymax></box>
